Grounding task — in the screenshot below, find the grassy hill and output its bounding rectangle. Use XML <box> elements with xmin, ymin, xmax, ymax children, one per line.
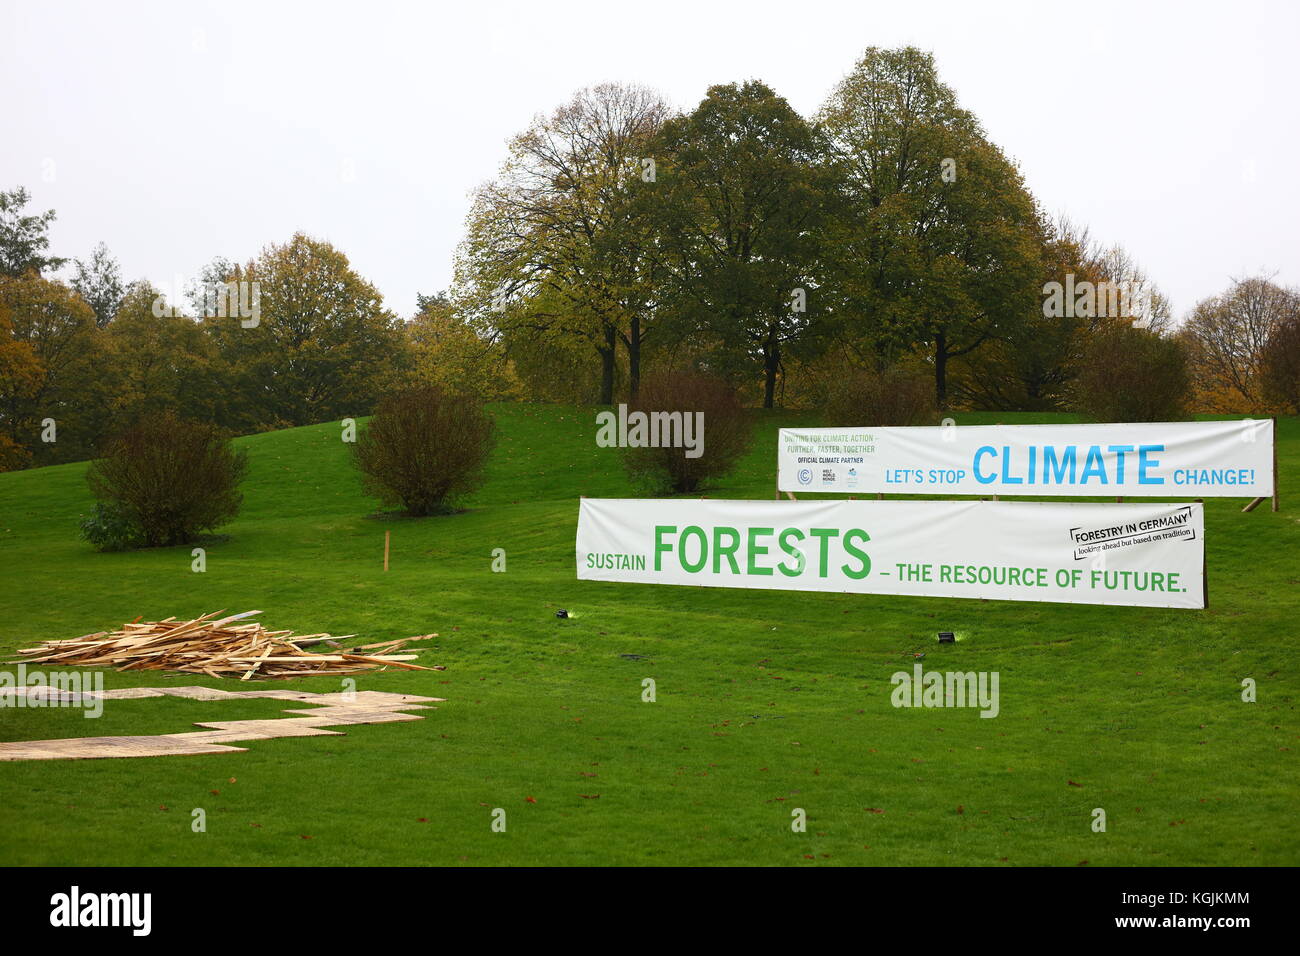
<box><xmin>1</xmin><ymin>407</ymin><xmax>1297</xmax><ymax>866</ymax></box>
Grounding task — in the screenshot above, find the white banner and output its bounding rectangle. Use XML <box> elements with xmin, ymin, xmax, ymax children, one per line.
<box><xmin>777</xmin><ymin>420</ymin><xmax>1273</xmax><ymax>497</ymax></box>
<box><xmin>577</xmin><ymin>498</ymin><xmax>1206</xmax><ymax>609</ymax></box>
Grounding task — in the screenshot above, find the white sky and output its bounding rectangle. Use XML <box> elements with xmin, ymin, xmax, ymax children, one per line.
<box><xmin>3</xmin><ymin>0</ymin><xmax>1297</xmax><ymax>321</ymax></box>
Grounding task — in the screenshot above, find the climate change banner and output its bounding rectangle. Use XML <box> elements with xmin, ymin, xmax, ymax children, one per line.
<box><xmin>777</xmin><ymin>419</ymin><xmax>1273</xmax><ymax>497</ymax></box>
<box><xmin>577</xmin><ymin>498</ymin><xmax>1206</xmax><ymax>609</ymax></box>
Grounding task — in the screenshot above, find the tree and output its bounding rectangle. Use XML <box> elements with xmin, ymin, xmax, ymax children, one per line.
<box><xmin>0</xmin><ymin>187</ymin><xmax>66</xmax><ymax>277</ymax></box>
<box><xmin>0</xmin><ymin>272</ymin><xmax>99</xmax><ymax>463</ymax></box>
<box><xmin>187</xmin><ymin>256</ymin><xmax>236</xmax><ymax>318</ymax></box>
<box><xmin>71</xmin><ymin>242</ymin><xmax>125</xmax><ymax>327</ymax></box>
<box><xmin>458</xmin><ymin>83</ymin><xmax>670</xmax><ymax>403</ymax></box>
<box><xmin>1260</xmin><ymin>312</ymin><xmax>1300</xmax><ymax>413</ymax></box>
<box><xmin>1182</xmin><ymin>276</ymin><xmax>1300</xmax><ymax>412</ymax></box>
<box><xmin>100</xmin><ymin>280</ymin><xmax>218</xmax><ymax>425</ymax></box>
<box><xmin>955</xmin><ymin>215</ymin><xmax>1171</xmax><ymax>410</ymax></box>
<box><xmin>953</xmin><ymin>213</ymin><xmax>1080</xmax><ymax>410</ymax></box>
<box><xmin>0</xmin><ymin>287</ymin><xmax>42</xmax><ymax>469</ymax></box>
<box><xmin>404</xmin><ymin>292</ymin><xmax>522</xmax><ymax>401</ymax></box>
<box><xmin>1074</xmin><ymin>324</ymin><xmax>1190</xmax><ymax>422</ymax></box>
<box><xmin>818</xmin><ymin>47</ymin><xmax>1043</xmax><ymax>407</ymax></box>
<box><xmin>204</xmin><ymin>234</ymin><xmax>403</xmax><ymax>429</ymax></box>
<box><xmin>649</xmin><ymin>81</ymin><xmax>830</xmax><ymax>408</ymax></box>
<box><xmin>494</xmin><ymin>282</ymin><xmax>609</xmax><ymax>403</ymax></box>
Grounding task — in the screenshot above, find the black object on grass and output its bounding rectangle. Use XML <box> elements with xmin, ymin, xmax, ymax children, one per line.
<box><xmin>555</xmin><ymin>609</ymin><xmax>569</xmax><ymax>619</ymax></box>
<box><xmin>937</xmin><ymin>631</ymin><xmax>955</xmax><ymax>644</ymax></box>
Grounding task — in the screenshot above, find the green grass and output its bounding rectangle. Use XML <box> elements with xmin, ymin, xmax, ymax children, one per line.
<box><xmin>0</xmin><ymin>406</ymin><xmax>1296</xmax><ymax>866</ymax></box>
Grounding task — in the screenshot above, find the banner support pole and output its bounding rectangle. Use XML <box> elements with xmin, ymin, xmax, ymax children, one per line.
<box><xmin>1273</xmin><ymin>416</ymin><xmax>1279</xmax><ymax>513</ymax></box>
<box><xmin>1196</xmin><ymin>498</ymin><xmax>1208</xmax><ymax>609</ymax></box>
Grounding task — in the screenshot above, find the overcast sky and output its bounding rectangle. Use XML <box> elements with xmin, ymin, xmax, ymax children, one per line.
<box><xmin>3</xmin><ymin>0</ymin><xmax>1297</xmax><ymax>321</ymax></box>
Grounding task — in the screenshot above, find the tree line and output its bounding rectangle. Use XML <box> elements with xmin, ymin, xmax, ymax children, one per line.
<box><xmin>2</xmin><ymin>46</ymin><xmax>1298</xmax><ymax>472</ymax></box>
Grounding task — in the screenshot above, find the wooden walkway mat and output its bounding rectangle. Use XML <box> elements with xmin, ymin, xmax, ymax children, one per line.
<box><xmin>0</xmin><ymin>688</ymin><xmax>444</xmax><ymax>761</ymax></box>
<box><xmin>0</xmin><ymin>736</ymin><xmax>248</xmax><ymax>760</ymax></box>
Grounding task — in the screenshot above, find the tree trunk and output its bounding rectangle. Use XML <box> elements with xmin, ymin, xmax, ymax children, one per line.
<box><xmin>598</xmin><ymin>327</ymin><xmax>617</xmax><ymax>405</ymax></box>
<box><xmin>763</xmin><ymin>334</ymin><xmax>780</xmax><ymax>409</ymax></box>
<box><xmin>627</xmin><ymin>314</ymin><xmax>641</xmax><ymax>400</ymax></box>
<box><xmin>934</xmin><ymin>332</ymin><xmax>948</xmax><ymax>409</ymax></box>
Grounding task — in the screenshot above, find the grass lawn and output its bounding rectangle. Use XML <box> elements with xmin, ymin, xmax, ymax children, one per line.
<box><xmin>0</xmin><ymin>406</ymin><xmax>1296</xmax><ymax>866</ymax></box>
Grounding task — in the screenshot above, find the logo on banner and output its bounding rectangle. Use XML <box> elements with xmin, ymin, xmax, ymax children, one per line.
<box><xmin>1069</xmin><ymin>505</ymin><xmax>1197</xmax><ymax>560</ymax></box>
<box><xmin>798</xmin><ymin>468</ymin><xmax>813</xmax><ymax>486</ymax></box>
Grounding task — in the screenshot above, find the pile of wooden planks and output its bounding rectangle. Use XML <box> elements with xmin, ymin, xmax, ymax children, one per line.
<box><xmin>11</xmin><ymin>610</ymin><xmax>439</xmax><ymax>680</ymax></box>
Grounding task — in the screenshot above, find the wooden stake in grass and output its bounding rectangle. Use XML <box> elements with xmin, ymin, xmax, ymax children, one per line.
<box><xmin>384</xmin><ymin>530</ymin><xmax>390</xmax><ymax>572</ymax></box>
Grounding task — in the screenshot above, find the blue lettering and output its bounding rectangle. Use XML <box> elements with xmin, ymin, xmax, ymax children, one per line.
<box><xmin>1108</xmin><ymin>445</ymin><xmax>1134</xmax><ymax>484</ymax></box>
<box><xmin>1043</xmin><ymin>445</ymin><xmax>1077</xmax><ymax>484</ymax></box>
<box><xmin>1138</xmin><ymin>444</ymin><xmax>1164</xmax><ymax>484</ymax></box>
<box><xmin>1000</xmin><ymin>445</ymin><xmax>1023</xmax><ymax>485</ymax></box>
<box><xmin>1080</xmin><ymin>445</ymin><xmax>1108</xmax><ymax>485</ymax></box>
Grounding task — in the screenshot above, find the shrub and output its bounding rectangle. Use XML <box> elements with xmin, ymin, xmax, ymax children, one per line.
<box><xmin>622</xmin><ymin>370</ymin><xmax>752</xmax><ymax>494</ymax></box>
<box><xmin>352</xmin><ymin>386</ymin><xmax>495</xmax><ymax>515</ymax></box>
<box><xmin>85</xmin><ymin>411</ymin><xmax>248</xmax><ymax>547</ymax></box>
<box><xmin>78</xmin><ymin>501</ymin><xmax>142</xmax><ymax>552</ymax></box>
<box><xmin>824</xmin><ymin>364</ymin><xmax>936</xmax><ymax>426</ymax></box>
<box><xmin>1073</xmin><ymin>324</ymin><xmax>1190</xmax><ymax>421</ymax></box>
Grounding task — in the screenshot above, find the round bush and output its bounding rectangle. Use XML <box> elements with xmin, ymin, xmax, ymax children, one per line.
<box><xmin>85</xmin><ymin>411</ymin><xmax>248</xmax><ymax>548</ymax></box>
<box><xmin>621</xmin><ymin>370</ymin><xmax>752</xmax><ymax>494</ymax></box>
<box><xmin>1074</xmin><ymin>325</ymin><xmax>1189</xmax><ymax>422</ymax></box>
<box><xmin>352</xmin><ymin>386</ymin><xmax>495</xmax><ymax>516</ymax></box>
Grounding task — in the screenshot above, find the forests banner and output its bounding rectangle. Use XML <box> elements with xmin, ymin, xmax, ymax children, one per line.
<box><xmin>776</xmin><ymin>420</ymin><xmax>1274</xmax><ymax>497</ymax></box>
<box><xmin>576</xmin><ymin>498</ymin><xmax>1206</xmax><ymax>609</ymax></box>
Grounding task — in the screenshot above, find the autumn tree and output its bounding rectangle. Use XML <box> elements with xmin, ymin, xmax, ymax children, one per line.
<box><xmin>1182</xmin><ymin>276</ymin><xmax>1300</xmax><ymax>412</ymax></box>
<box><xmin>458</xmin><ymin>83</ymin><xmax>670</xmax><ymax>403</ymax></box>
<box><xmin>493</xmin><ymin>281</ymin><xmax>609</xmax><ymax>403</ymax></box>
<box><xmin>403</xmin><ymin>291</ymin><xmax>522</xmax><ymax>401</ymax></box>
<box><xmin>0</xmin><ymin>273</ymin><xmax>99</xmax><ymax>462</ymax></box>
<box><xmin>99</xmin><ymin>280</ymin><xmax>218</xmax><ymax>425</ymax></box>
<box><xmin>85</xmin><ymin>411</ymin><xmax>248</xmax><ymax>548</ymax></box>
<box><xmin>352</xmin><ymin>386</ymin><xmax>495</xmax><ymax>516</ymax></box>
<box><xmin>204</xmin><ymin>233</ymin><xmax>403</xmax><ymax>429</ymax></box>
<box><xmin>0</xmin><ymin>287</ymin><xmax>42</xmax><ymax>469</ymax></box>
<box><xmin>1260</xmin><ymin>311</ymin><xmax>1300</xmax><ymax>413</ymax></box>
